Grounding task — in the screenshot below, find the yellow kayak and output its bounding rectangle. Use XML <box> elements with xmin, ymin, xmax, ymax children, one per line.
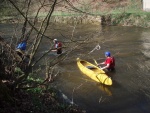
<box><xmin>77</xmin><ymin>58</ymin><xmax>112</xmax><ymax>85</ymax></box>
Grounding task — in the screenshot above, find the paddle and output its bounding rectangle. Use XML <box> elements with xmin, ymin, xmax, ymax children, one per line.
<box><xmin>93</xmin><ymin>59</ymin><xmax>101</xmax><ymax>68</ymax></box>
<box><xmin>93</xmin><ymin>59</ymin><xmax>98</xmax><ymax>66</ymax></box>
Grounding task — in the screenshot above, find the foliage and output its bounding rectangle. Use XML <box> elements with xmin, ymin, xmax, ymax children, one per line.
<box><xmin>0</xmin><ymin>0</ymin><xmax>88</xmax><ymax>112</ymax></box>
<box><xmin>111</xmin><ymin>12</ymin><xmax>150</xmax><ymax>27</ymax></box>
<box><xmin>0</xmin><ymin>86</ymin><xmax>85</xmax><ymax>113</ymax></box>
<box><xmin>0</xmin><ymin>0</ymin><xmax>16</xmax><ymax>16</ymax></box>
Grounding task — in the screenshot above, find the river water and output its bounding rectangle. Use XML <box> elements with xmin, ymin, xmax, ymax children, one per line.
<box><xmin>1</xmin><ymin>23</ymin><xmax>150</xmax><ymax>113</ymax></box>
<box><xmin>51</xmin><ymin>25</ymin><xmax>150</xmax><ymax>113</ymax></box>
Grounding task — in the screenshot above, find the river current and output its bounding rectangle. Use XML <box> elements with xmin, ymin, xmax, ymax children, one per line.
<box><xmin>1</xmin><ymin>23</ymin><xmax>150</xmax><ymax>113</ymax></box>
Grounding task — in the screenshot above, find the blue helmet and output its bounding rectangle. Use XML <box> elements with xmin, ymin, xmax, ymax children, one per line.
<box><xmin>105</xmin><ymin>51</ymin><xmax>111</xmax><ymax>57</ymax></box>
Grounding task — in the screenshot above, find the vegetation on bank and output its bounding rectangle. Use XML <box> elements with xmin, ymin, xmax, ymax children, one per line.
<box><xmin>0</xmin><ymin>0</ymin><xmax>87</xmax><ymax>112</ymax></box>
<box><xmin>0</xmin><ymin>0</ymin><xmax>150</xmax><ymax>27</ymax></box>
<box><xmin>1</xmin><ymin>84</ymin><xmax>84</xmax><ymax>113</ymax></box>
<box><xmin>1</xmin><ymin>12</ymin><xmax>150</xmax><ymax>28</ymax></box>
<box><xmin>47</xmin><ymin>0</ymin><xmax>150</xmax><ymax>28</ymax></box>
<box><xmin>107</xmin><ymin>1</ymin><xmax>150</xmax><ymax>28</ymax></box>
<box><xmin>111</xmin><ymin>12</ymin><xmax>150</xmax><ymax>27</ymax></box>
<box><xmin>0</xmin><ymin>36</ymin><xmax>85</xmax><ymax>113</ymax></box>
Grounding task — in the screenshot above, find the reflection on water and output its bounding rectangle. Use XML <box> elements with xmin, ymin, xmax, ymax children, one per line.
<box><xmin>98</xmin><ymin>84</ymin><xmax>112</xmax><ymax>96</ymax></box>
<box><xmin>141</xmin><ymin>31</ymin><xmax>150</xmax><ymax>58</ymax></box>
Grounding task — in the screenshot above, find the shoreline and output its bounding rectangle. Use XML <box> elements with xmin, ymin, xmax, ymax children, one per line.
<box><xmin>0</xmin><ymin>12</ymin><xmax>150</xmax><ymax>28</ymax></box>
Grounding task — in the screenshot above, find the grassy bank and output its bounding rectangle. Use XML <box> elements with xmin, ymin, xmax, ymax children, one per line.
<box><xmin>110</xmin><ymin>12</ymin><xmax>150</xmax><ymax>28</ymax></box>
<box><xmin>107</xmin><ymin>2</ymin><xmax>150</xmax><ymax>28</ymax></box>
<box><xmin>0</xmin><ymin>0</ymin><xmax>150</xmax><ymax>27</ymax></box>
<box><xmin>46</xmin><ymin>0</ymin><xmax>150</xmax><ymax>28</ymax></box>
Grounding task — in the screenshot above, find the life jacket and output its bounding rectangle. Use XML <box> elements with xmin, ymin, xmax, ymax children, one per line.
<box><xmin>17</xmin><ymin>41</ymin><xmax>27</xmax><ymax>51</ymax></box>
<box><xmin>55</xmin><ymin>42</ymin><xmax>61</xmax><ymax>47</ymax></box>
<box><xmin>55</xmin><ymin>42</ymin><xmax>62</xmax><ymax>54</ymax></box>
<box><xmin>105</xmin><ymin>57</ymin><xmax>115</xmax><ymax>69</ymax></box>
<box><xmin>109</xmin><ymin>57</ymin><xmax>115</xmax><ymax>68</ymax></box>
<box><xmin>110</xmin><ymin>57</ymin><xmax>115</xmax><ymax>67</ymax></box>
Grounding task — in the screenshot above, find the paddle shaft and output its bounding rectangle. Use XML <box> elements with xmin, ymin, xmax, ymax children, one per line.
<box><xmin>93</xmin><ymin>59</ymin><xmax>101</xmax><ymax>68</ymax></box>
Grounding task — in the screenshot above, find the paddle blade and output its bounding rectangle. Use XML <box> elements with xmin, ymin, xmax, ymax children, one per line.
<box><xmin>93</xmin><ymin>59</ymin><xmax>98</xmax><ymax>66</ymax></box>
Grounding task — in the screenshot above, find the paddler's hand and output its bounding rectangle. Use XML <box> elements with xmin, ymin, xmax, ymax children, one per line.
<box><xmin>100</xmin><ymin>67</ymin><xmax>104</xmax><ymax>70</ymax></box>
<box><xmin>97</xmin><ymin>64</ymin><xmax>100</xmax><ymax>66</ymax></box>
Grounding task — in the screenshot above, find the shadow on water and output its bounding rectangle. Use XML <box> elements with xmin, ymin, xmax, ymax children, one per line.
<box><xmin>85</xmin><ymin>79</ymin><xmax>150</xmax><ymax>113</ymax></box>
<box><xmin>96</xmin><ymin>83</ymin><xmax>112</xmax><ymax>96</ymax></box>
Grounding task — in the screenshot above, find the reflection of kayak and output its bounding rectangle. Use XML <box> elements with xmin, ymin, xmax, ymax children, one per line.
<box><xmin>98</xmin><ymin>84</ymin><xmax>112</xmax><ymax>96</ymax></box>
<box><xmin>77</xmin><ymin>58</ymin><xmax>112</xmax><ymax>86</ymax></box>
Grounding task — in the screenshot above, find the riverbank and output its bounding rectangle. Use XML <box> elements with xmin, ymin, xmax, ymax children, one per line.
<box><xmin>0</xmin><ymin>0</ymin><xmax>149</xmax><ymax>28</ymax></box>
<box><xmin>1</xmin><ymin>11</ymin><xmax>150</xmax><ymax>28</ymax></box>
<box><xmin>0</xmin><ymin>35</ymin><xmax>85</xmax><ymax>113</ymax></box>
<box><xmin>0</xmin><ymin>85</ymin><xmax>85</xmax><ymax>113</ymax></box>
<box><xmin>111</xmin><ymin>12</ymin><xmax>150</xmax><ymax>28</ymax></box>
<box><xmin>45</xmin><ymin>12</ymin><xmax>150</xmax><ymax>28</ymax></box>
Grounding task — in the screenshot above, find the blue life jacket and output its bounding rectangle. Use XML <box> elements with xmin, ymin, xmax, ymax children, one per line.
<box><xmin>17</xmin><ymin>41</ymin><xmax>27</xmax><ymax>50</ymax></box>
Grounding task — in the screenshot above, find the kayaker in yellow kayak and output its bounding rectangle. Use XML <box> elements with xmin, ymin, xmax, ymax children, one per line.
<box><xmin>98</xmin><ymin>51</ymin><xmax>115</xmax><ymax>71</ymax></box>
